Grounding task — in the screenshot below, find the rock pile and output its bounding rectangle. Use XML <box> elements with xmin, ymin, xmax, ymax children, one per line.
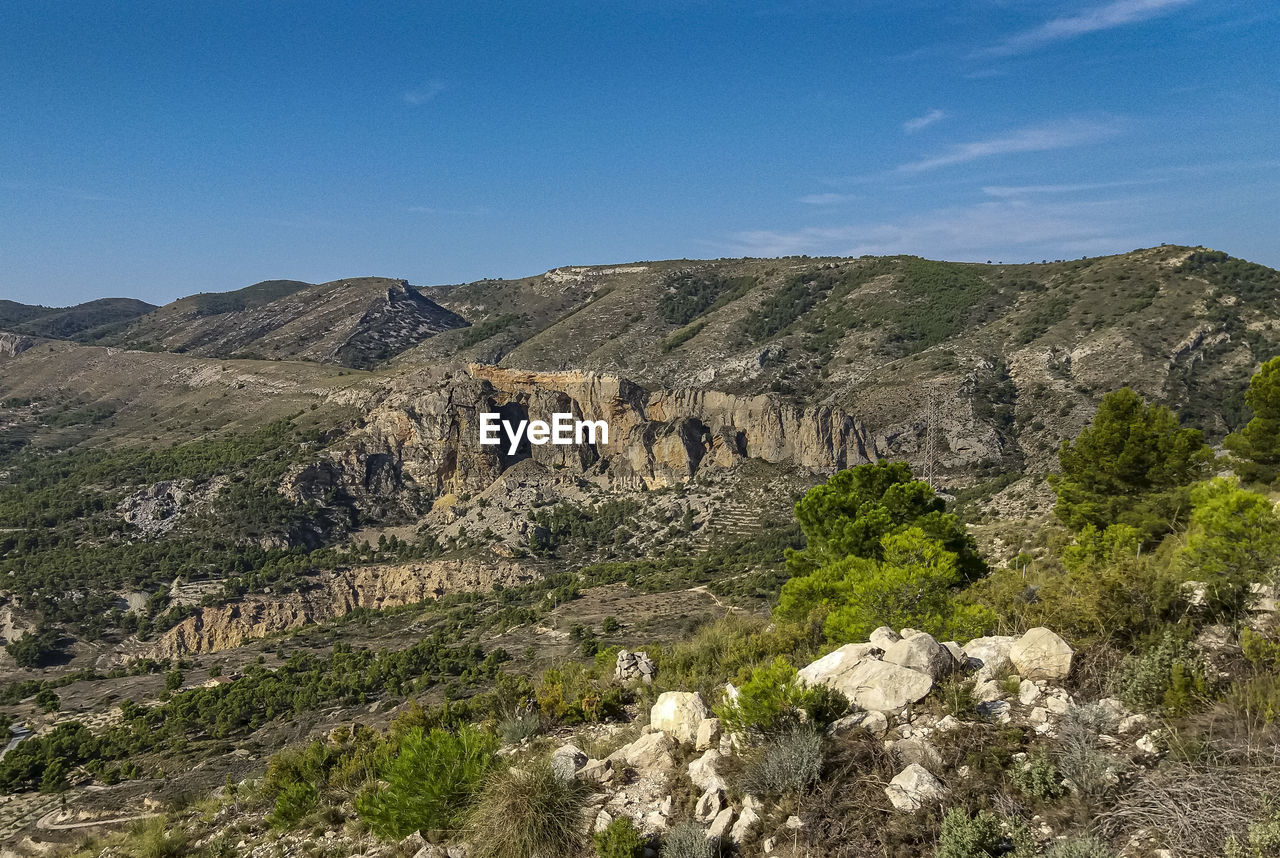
<box><xmin>530</xmin><ymin>625</ymin><xmax>1083</xmax><ymax>855</ymax></box>
<box><xmin>614</xmin><ymin>649</ymin><xmax>657</xmax><ymax>684</ymax></box>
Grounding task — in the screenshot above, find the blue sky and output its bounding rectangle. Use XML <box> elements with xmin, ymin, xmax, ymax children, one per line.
<box><xmin>1</xmin><ymin>0</ymin><xmax>1277</xmax><ymax>306</ymax></box>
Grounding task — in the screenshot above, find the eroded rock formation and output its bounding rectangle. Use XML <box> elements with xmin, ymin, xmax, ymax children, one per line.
<box><xmin>286</xmin><ymin>363</ymin><xmax>881</xmax><ymax>517</ymax></box>
<box><xmin>142</xmin><ymin>556</ymin><xmax>535</xmax><ymax>658</ymax></box>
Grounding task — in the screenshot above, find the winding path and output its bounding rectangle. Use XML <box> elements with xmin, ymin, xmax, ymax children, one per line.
<box><xmin>35</xmin><ymin>808</ymin><xmax>159</xmax><ymax>830</ymax></box>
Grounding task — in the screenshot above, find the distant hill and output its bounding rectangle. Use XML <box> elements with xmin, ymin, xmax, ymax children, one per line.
<box><xmin>106</xmin><ymin>277</ymin><xmax>469</xmax><ymax>368</ymax></box>
<box><xmin>182</xmin><ymin>279</ymin><xmax>313</xmax><ymax>316</ymax></box>
<box><xmin>0</xmin><ymin>297</ymin><xmax>157</xmax><ymax>339</ymax></box>
<box><xmin>9</xmin><ymin>246</ymin><xmax>1280</xmax><ymax>479</ymax></box>
<box><xmin>404</xmin><ymin>246</ymin><xmax>1280</xmax><ymax>443</ymax></box>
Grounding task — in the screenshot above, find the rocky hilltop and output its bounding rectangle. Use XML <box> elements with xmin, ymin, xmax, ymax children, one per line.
<box><xmin>106</xmin><ymin>277</ymin><xmax>468</xmax><ymax>367</ymax></box>
<box><xmin>4</xmin><ymin>246</ymin><xmax>1278</xmax><ymax>526</ymax></box>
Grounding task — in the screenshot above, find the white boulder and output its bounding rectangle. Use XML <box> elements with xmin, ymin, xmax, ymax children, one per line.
<box><xmin>883</xmin><ymin>633</ymin><xmax>954</xmax><ymax>680</ymax></box>
<box><xmin>707</xmin><ymin>807</ymin><xmax>735</xmax><ymax>840</ymax></box>
<box><xmin>695</xmin><ymin>717</ymin><xmax>722</xmax><ymax>751</ymax></box>
<box><xmin>695</xmin><ymin>786</ymin><xmax>724</xmax><ymax>822</ymax></box>
<box><xmin>826</xmin><ymin>709</ymin><xmax>889</xmax><ymax>737</ymax></box>
<box><xmin>688</xmin><ymin>748</ymin><xmax>727</xmax><ymax>792</ymax></box>
<box><xmin>1010</xmin><ymin>627</ymin><xmax>1074</xmax><ymax>680</ymax></box>
<box><xmin>941</xmin><ymin>641</ymin><xmax>969</xmax><ymax>667</ymax></box>
<box><xmin>729</xmin><ymin>804</ymin><xmax>760</xmax><ymax>843</ymax></box>
<box><xmin>885</xmin><ymin>763</ymin><xmax>945</xmax><ymax>811</ymax></box>
<box><xmin>869</xmin><ymin>626</ymin><xmax>902</xmax><ymax>650</ymax></box>
<box><xmin>550</xmin><ymin>742</ymin><xmax>587</xmax><ymax>781</ymax></box>
<box><xmin>893</xmin><ymin>736</ymin><xmax>942</xmax><ymax>771</ymax></box>
<box><xmin>840</xmin><ymin>659</ymin><xmax>934</xmax><ymax>711</ymax></box>
<box><xmin>964</xmin><ymin>635</ymin><xmax>1017</xmax><ymax>681</ymax></box>
<box><xmin>610</xmin><ymin>731</ymin><xmax>676</xmax><ymax>772</ymax></box>
<box><xmin>797</xmin><ymin>642</ymin><xmax>880</xmax><ymax>686</ymax></box>
<box><xmin>650</xmin><ymin>691</ymin><xmax>712</xmax><ymax>745</ymax></box>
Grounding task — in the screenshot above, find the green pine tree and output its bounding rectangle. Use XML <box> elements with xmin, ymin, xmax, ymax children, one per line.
<box><xmin>786</xmin><ymin>460</ymin><xmax>983</xmax><ymax>579</ymax></box>
<box><xmin>1225</xmin><ymin>356</ymin><xmax>1280</xmax><ymax>486</ymax></box>
<box><xmin>1050</xmin><ymin>388</ymin><xmax>1212</xmax><ymax>538</ymax></box>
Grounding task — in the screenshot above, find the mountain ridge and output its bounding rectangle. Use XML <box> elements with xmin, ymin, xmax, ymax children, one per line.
<box><xmin>0</xmin><ymin>297</ymin><xmax>157</xmax><ymax>340</ymax></box>
<box><xmin>99</xmin><ymin>276</ymin><xmax>469</xmax><ymax>368</ymax></box>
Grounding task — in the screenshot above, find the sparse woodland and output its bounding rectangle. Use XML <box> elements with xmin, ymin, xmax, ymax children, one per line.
<box><xmin>2</xmin><ymin>252</ymin><xmax>1280</xmax><ymax>857</ymax></box>
<box><xmin>13</xmin><ymin>357</ymin><xmax>1278</xmax><ymax>858</ymax></box>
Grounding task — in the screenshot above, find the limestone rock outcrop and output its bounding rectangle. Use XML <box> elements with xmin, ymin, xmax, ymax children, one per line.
<box><xmin>1010</xmin><ymin>627</ymin><xmax>1074</xmax><ymax>680</ymax></box>
<box><xmin>797</xmin><ymin>643</ymin><xmax>880</xmax><ymax>687</ymax></box>
<box><xmin>609</xmin><ymin>731</ymin><xmax>676</xmax><ymax>773</ymax></box>
<box><xmin>841</xmin><ymin>660</ymin><xmax>935</xmax><ymax>712</ymax></box>
<box><xmin>0</xmin><ymin>332</ymin><xmax>37</xmax><ymax>359</ymax></box>
<box><xmin>284</xmin><ymin>363</ymin><xmax>880</xmax><ymax>518</ymax></box>
<box><xmin>965</xmin><ymin>635</ymin><xmax>1018</xmax><ymax>681</ymax></box>
<box><xmin>137</xmin><ymin>556</ymin><xmax>534</xmax><ymax>660</ymax></box>
<box><xmin>885</xmin><ymin>763</ymin><xmax>945</xmax><ymax>811</ymax></box>
<box><xmin>882</xmin><ymin>633</ymin><xmax>954</xmax><ymax>680</ymax></box>
<box><xmin>651</xmin><ymin>692</ymin><xmax>712</xmax><ymax>745</ymax></box>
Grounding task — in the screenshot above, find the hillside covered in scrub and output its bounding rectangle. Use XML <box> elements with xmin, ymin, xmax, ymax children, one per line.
<box><xmin>17</xmin><ymin>359</ymin><xmax>1280</xmax><ymax>858</ymax></box>
<box><xmin>0</xmin><ymin>250</ymin><xmax>1279</xmax><ymax>857</ymax></box>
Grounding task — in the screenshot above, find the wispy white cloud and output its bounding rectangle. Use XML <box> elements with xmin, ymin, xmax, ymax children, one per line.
<box><xmin>898</xmin><ymin>119</ymin><xmax>1119</xmax><ymax>172</ymax></box>
<box><xmin>408</xmin><ymin>204</ymin><xmax>489</xmax><ymax>216</ymax></box>
<box><xmin>797</xmin><ymin>192</ymin><xmax>856</xmax><ymax>205</ymax></box>
<box><xmin>981</xmin><ymin>179</ymin><xmax>1158</xmax><ymax>197</ymax></box>
<box><xmin>986</xmin><ymin>0</ymin><xmax>1194</xmax><ymax>56</ymax></box>
<box><xmin>903</xmin><ymin>109</ymin><xmax>946</xmax><ymax>134</ymax></box>
<box><xmin>718</xmin><ymin>196</ymin><xmax>1153</xmax><ymax>261</ymax></box>
<box><xmin>403</xmin><ymin>80</ymin><xmax>447</xmax><ymax>105</ymax></box>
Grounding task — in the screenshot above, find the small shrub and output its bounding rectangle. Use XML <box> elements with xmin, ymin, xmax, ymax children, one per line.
<box><xmin>594</xmin><ymin>815</ymin><xmax>647</xmax><ymax>858</ymax></box>
<box><xmin>498</xmin><ymin>713</ymin><xmax>543</xmax><ymax>744</ymax></box>
<box><xmin>714</xmin><ymin>657</ymin><xmax>847</xmax><ymax>738</ymax></box>
<box><xmin>536</xmin><ymin>663</ymin><xmax>626</xmax><ymax>724</ymax></box>
<box><xmin>1224</xmin><ymin>671</ymin><xmax>1280</xmax><ymax>724</ymax></box>
<box><xmin>936</xmin><ymin>809</ymin><xmax>1004</xmax><ymax>858</ymax></box>
<box><xmin>1114</xmin><ymin>631</ymin><xmax>1208</xmax><ymax>714</ymax></box>
<box><xmin>661</xmin><ymin>821</ymin><xmax>716</xmax><ymax>858</ymax></box>
<box><xmin>467</xmin><ymin>761</ymin><xmax>587</xmax><ymax>858</ymax></box>
<box><xmin>1010</xmin><ymin>752</ymin><xmax>1063</xmax><ymax>800</ymax></box>
<box><xmin>740</xmin><ymin>723</ymin><xmax>824</xmax><ymax>797</ymax></box>
<box><xmin>356</xmin><ymin>725</ymin><xmax>497</xmax><ymax>839</ymax></box>
<box><xmin>1225</xmin><ymin>811</ymin><xmax>1280</xmax><ymax>858</ymax></box>
<box><xmin>1054</xmin><ymin>704</ymin><xmax>1117</xmax><ymax>803</ymax></box>
<box><xmin>1242</xmin><ymin>627</ymin><xmax>1280</xmax><ymax>670</ymax></box>
<box><xmin>937</xmin><ymin>677</ymin><xmax>979</xmax><ymax>720</ymax></box>
<box><xmin>128</xmin><ymin>816</ymin><xmax>190</xmax><ymax>858</ymax></box>
<box><xmin>1045</xmin><ymin>835</ymin><xmax>1116</xmax><ymax>858</ymax></box>
<box><xmin>267</xmin><ymin>781</ymin><xmax>319</xmax><ymax>829</ymax></box>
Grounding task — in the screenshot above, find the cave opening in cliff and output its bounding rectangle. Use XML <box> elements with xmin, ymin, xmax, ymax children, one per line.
<box><xmin>494</xmin><ymin>400</ymin><xmax>532</xmax><ymax>468</ymax></box>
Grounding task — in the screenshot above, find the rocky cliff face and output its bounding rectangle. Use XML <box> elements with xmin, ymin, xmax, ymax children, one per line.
<box><xmin>140</xmin><ymin>556</ymin><xmax>536</xmax><ymax>659</ymax></box>
<box><xmin>284</xmin><ymin>363</ymin><xmax>894</xmax><ymax>519</ymax></box>
<box><xmin>0</xmin><ymin>332</ymin><xmax>37</xmax><ymax>359</ymax></box>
